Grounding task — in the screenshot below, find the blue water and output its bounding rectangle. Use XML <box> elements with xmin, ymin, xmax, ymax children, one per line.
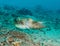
<box><xmin>0</xmin><ymin>0</ymin><xmax>60</xmax><ymax>46</ymax></box>
<box><xmin>0</xmin><ymin>0</ymin><xmax>60</xmax><ymax>10</ymax></box>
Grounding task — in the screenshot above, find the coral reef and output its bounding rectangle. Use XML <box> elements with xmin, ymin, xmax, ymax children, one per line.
<box><xmin>0</xmin><ymin>30</ymin><xmax>33</xmax><ymax>46</ymax></box>
<box><xmin>0</xmin><ymin>5</ymin><xmax>60</xmax><ymax>46</ymax></box>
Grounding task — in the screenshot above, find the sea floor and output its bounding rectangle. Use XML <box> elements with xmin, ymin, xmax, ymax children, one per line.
<box><xmin>0</xmin><ymin>7</ymin><xmax>60</xmax><ymax>46</ymax></box>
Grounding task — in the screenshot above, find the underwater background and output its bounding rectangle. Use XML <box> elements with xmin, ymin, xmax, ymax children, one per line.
<box><xmin>0</xmin><ymin>0</ymin><xmax>60</xmax><ymax>46</ymax></box>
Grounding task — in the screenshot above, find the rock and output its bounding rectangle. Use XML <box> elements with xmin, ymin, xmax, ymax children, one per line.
<box><xmin>17</xmin><ymin>8</ymin><xmax>32</xmax><ymax>15</ymax></box>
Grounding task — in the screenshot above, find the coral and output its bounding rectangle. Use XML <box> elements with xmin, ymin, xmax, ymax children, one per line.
<box><xmin>12</xmin><ymin>41</ymin><xmax>21</xmax><ymax>46</ymax></box>
<box><xmin>0</xmin><ymin>30</ymin><xmax>35</xmax><ymax>46</ymax></box>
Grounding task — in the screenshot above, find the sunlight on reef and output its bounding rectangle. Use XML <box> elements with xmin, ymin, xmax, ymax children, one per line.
<box><xmin>15</xmin><ymin>17</ymin><xmax>45</xmax><ymax>29</ymax></box>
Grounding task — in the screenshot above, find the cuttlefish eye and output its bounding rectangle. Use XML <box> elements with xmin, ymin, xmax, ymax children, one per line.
<box><xmin>18</xmin><ymin>20</ymin><xmax>24</xmax><ymax>25</ymax></box>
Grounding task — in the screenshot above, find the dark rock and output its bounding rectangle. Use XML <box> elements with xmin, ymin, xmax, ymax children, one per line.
<box><xmin>0</xmin><ymin>11</ymin><xmax>4</xmax><ymax>15</ymax></box>
<box><xmin>4</xmin><ymin>13</ymin><xmax>9</xmax><ymax>16</ymax></box>
<box><xmin>17</xmin><ymin>8</ymin><xmax>32</xmax><ymax>15</ymax></box>
<box><xmin>11</xmin><ymin>14</ymin><xmax>19</xmax><ymax>17</ymax></box>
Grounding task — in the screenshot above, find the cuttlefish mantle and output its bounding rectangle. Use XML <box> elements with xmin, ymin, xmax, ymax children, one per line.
<box><xmin>14</xmin><ymin>18</ymin><xmax>45</xmax><ymax>29</ymax></box>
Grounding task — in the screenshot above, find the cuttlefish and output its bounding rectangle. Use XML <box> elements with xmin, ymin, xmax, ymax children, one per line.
<box><xmin>14</xmin><ymin>18</ymin><xmax>45</xmax><ymax>29</ymax></box>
